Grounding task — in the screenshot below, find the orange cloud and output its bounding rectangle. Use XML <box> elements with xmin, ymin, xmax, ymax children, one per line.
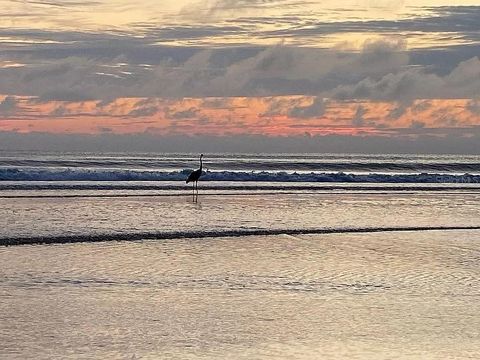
<box><xmin>1</xmin><ymin>96</ymin><xmax>479</xmax><ymax>137</ymax></box>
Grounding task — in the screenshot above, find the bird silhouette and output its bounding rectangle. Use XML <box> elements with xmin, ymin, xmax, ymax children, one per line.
<box><xmin>186</xmin><ymin>154</ymin><xmax>204</xmax><ymax>200</ymax></box>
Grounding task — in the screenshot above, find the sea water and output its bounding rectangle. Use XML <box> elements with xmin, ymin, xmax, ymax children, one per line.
<box><xmin>1</xmin><ymin>151</ymin><xmax>479</xmax><ymax>358</ymax></box>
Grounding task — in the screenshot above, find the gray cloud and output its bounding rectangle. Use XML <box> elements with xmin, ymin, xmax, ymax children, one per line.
<box><xmin>127</xmin><ymin>106</ymin><xmax>158</xmax><ymax>118</ymax></box>
<box><xmin>1</xmin><ymin>5</ymin><xmax>480</xmax><ymax>56</ymax></box>
<box><xmin>0</xmin><ymin>96</ymin><xmax>18</xmax><ymax>114</ymax></box>
<box><xmin>258</xmin><ymin>6</ymin><xmax>480</xmax><ymax>41</ymax></box>
<box><xmin>166</xmin><ymin>107</ymin><xmax>200</xmax><ymax>119</ymax></box>
<box><xmin>38</xmin><ymin>89</ymin><xmax>96</xmax><ymax>102</ymax></box>
<box><xmin>2</xmin><ymin>130</ymin><xmax>480</xmax><ymax>154</ymax></box>
<box><xmin>410</xmin><ymin>120</ymin><xmax>426</xmax><ymax>129</ymax></box>
<box><xmin>0</xmin><ymin>35</ymin><xmax>479</xmax><ymax>101</ymax></box>
<box><xmin>287</xmin><ymin>97</ymin><xmax>326</xmax><ymax>119</ymax></box>
<box><xmin>331</xmin><ymin>56</ymin><xmax>480</xmax><ymax>101</ymax></box>
<box><xmin>467</xmin><ymin>99</ymin><xmax>480</xmax><ymax>115</ymax></box>
<box><xmin>49</xmin><ymin>105</ymin><xmax>68</xmax><ymax>117</ymax></box>
<box><xmin>352</xmin><ymin>105</ymin><xmax>367</xmax><ymax>126</ymax></box>
<box><xmin>388</xmin><ymin>100</ymin><xmax>412</xmax><ymax>119</ymax></box>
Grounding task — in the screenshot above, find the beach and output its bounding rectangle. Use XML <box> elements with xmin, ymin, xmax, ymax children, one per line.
<box><xmin>3</xmin><ymin>0</ymin><xmax>480</xmax><ymax>357</ymax></box>
<box><xmin>1</xmin><ymin>229</ymin><xmax>479</xmax><ymax>359</ymax></box>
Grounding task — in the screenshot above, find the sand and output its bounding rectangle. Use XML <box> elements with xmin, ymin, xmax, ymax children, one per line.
<box><xmin>1</xmin><ymin>230</ymin><xmax>479</xmax><ymax>359</ymax></box>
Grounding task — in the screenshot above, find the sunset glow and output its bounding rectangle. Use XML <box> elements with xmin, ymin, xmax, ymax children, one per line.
<box><xmin>1</xmin><ymin>0</ymin><xmax>480</xmax><ymax>151</ymax></box>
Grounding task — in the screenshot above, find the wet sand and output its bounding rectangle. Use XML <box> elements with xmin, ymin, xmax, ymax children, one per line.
<box><xmin>1</xmin><ymin>230</ymin><xmax>479</xmax><ymax>359</ymax></box>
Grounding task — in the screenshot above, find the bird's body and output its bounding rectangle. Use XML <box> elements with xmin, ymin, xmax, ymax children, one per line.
<box><xmin>186</xmin><ymin>154</ymin><xmax>204</xmax><ymax>201</ymax></box>
<box><xmin>186</xmin><ymin>168</ymin><xmax>202</xmax><ymax>184</ymax></box>
<box><xmin>186</xmin><ymin>154</ymin><xmax>203</xmax><ymax>184</ymax></box>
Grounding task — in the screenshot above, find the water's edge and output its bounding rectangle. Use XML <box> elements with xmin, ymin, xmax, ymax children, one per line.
<box><xmin>3</xmin><ymin>226</ymin><xmax>480</xmax><ymax>247</ymax></box>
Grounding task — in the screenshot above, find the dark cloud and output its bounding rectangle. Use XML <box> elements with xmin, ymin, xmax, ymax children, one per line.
<box><xmin>1</xmin><ymin>41</ymin><xmax>479</xmax><ymax>100</ymax></box>
<box><xmin>411</xmin><ymin>100</ymin><xmax>432</xmax><ymax>113</ymax></box>
<box><xmin>0</xmin><ymin>96</ymin><xmax>18</xmax><ymax>114</ymax></box>
<box><xmin>0</xmin><ymin>11</ymin><xmax>479</xmax><ymax>101</ymax></box>
<box><xmin>201</xmin><ymin>98</ymin><xmax>231</xmax><ymax>109</ymax></box>
<box><xmin>166</xmin><ymin>107</ymin><xmax>200</xmax><ymax>119</ymax></box>
<box><xmin>388</xmin><ymin>100</ymin><xmax>411</xmax><ymax>119</ymax></box>
<box><xmin>352</xmin><ymin>105</ymin><xmax>367</xmax><ymax>126</ymax></box>
<box><xmin>49</xmin><ymin>105</ymin><xmax>68</xmax><ymax>117</ymax></box>
<box><xmin>37</xmin><ymin>89</ymin><xmax>95</xmax><ymax>102</ymax></box>
<box><xmin>127</xmin><ymin>106</ymin><xmax>158</xmax><ymax>118</ymax></box>
<box><xmin>467</xmin><ymin>99</ymin><xmax>480</xmax><ymax>115</ymax></box>
<box><xmin>331</xmin><ymin>56</ymin><xmax>480</xmax><ymax>101</ymax></box>
<box><xmin>287</xmin><ymin>97</ymin><xmax>326</xmax><ymax>119</ymax></box>
<box><xmin>258</xmin><ymin>6</ymin><xmax>480</xmax><ymax>41</ymax></box>
<box><xmin>410</xmin><ymin>120</ymin><xmax>426</xmax><ymax>129</ymax></box>
<box><xmin>124</xmin><ymin>98</ymin><xmax>159</xmax><ymax>118</ymax></box>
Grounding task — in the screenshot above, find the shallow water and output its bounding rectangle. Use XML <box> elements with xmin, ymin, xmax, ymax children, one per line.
<box><xmin>2</xmin><ymin>152</ymin><xmax>480</xmax><ymax>358</ymax></box>
<box><xmin>1</xmin><ymin>230</ymin><xmax>479</xmax><ymax>359</ymax></box>
<box><xmin>2</xmin><ymin>190</ymin><xmax>480</xmax><ymax>241</ymax></box>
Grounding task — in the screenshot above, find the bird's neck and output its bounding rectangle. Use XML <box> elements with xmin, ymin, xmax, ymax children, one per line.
<box><xmin>200</xmin><ymin>156</ymin><xmax>203</xmax><ymax>170</ymax></box>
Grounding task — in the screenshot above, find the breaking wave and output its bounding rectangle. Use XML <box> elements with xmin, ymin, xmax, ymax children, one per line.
<box><xmin>2</xmin><ymin>154</ymin><xmax>480</xmax><ymax>173</ymax></box>
<box><xmin>1</xmin><ymin>167</ymin><xmax>480</xmax><ymax>183</ymax></box>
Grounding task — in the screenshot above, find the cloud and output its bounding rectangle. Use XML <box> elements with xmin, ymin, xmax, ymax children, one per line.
<box><xmin>49</xmin><ymin>105</ymin><xmax>68</xmax><ymax>117</ymax></box>
<box><xmin>2</xmin><ymin>5</ymin><xmax>480</xmax><ymax>54</ymax></box>
<box><xmin>331</xmin><ymin>56</ymin><xmax>480</xmax><ymax>101</ymax></box>
<box><xmin>166</xmin><ymin>107</ymin><xmax>199</xmax><ymax>119</ymax></box>
<box><xmin>13</xmin><ymin>0</ymin><xmax>103</xmax><ymax>8</ymax></box>
<box><xmin>180</xmin><ymin>0</ymin><xmax>302</xmax><ymax>19</ymax></box>
<box><xmin>127</xmin><ymin>106</ymin><xmax>158</xmax><ymax>117</ymax></box>
<box><xmin>467</xmin><ymin>99</ymin><xmax>480</xmax><ymax>115</ymax></box>
<box><xmin>0</xmin><ymin>35</ymin><xmax>479</xmax><ymax>101</ymax></box>
<box><xmin>351</xmin><ymin>105</ymin><xmax>367</xmax><ymax>126</ymax></box>
<box><xmin>38</xmin><ymin>89</ymin><xmax>95</xmax><ymax>102</ymax></box>
<box><xmin>410</xmin><ymin>120</ymin><xmax>426</xmax><ymax>129</ymax></box>
<box><xmin>126</xmin><ymin>99</ymin><xmax>159</xmax><ymax>117</ymax></box>
<box><xmin>287</xmin><ymin>97</ymin><xmax>326</xmax><ymax>119</ymax></box>
<box><xmin>199</xmin><ymin>39</ymin><xmax>408</xmax><ymax>97</ymax></box>
<box><xmin>201</xmin><ymin>98</ymin><xmax>231</xmax><ymax>109</ymax></box>
<box><xmin>0</xmin><ymin>96</ymin><xmax>18</xmax><ymax>114</ymax></box>
<box><xmin>259</xmin><ymin>6</ymin><xmax>480</xmax><ymax>41</ymax></box>
<box><xmin>388</xmin><ymin>100</ymin><xmax>411</xmax><ymax>119</ymax></box>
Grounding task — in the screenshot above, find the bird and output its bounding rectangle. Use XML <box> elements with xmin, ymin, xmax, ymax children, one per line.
<box><xmin>186</xmin><ymin>154</ymin><xmax>204</xmax><ymax>199</ymax></box>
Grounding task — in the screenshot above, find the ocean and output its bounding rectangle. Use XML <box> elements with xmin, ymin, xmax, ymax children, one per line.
<box><xmin>1</xmin><ymin>151</ymin><xmax>479</xmax><ymax>359</ymax></box>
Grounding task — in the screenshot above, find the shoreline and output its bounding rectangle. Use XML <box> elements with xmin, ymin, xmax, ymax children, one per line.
<box><xmin>2</xmin><ymin>225</ymin><xmax>480</xmax><ymax>247</ymax></box>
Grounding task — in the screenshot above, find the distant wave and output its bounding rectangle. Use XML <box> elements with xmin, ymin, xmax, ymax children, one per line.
<box><xmin>2</xmin><ymin>184</ymin><xmax>480</xmax><ymax>193</ymax></box>
<box><xmin>2</xmin><ymin>158</ymin><xmax>480</xmax><ymax>173</ymax></box>
<box><xmin>1</xmin><ymin>167</ymin><xmax>480</xmax><ymax>183</ymax></box>
<box><xmin>2</xmin><ymin>225</ymin><xmax>480</xmax><ymax>246</ymax></box>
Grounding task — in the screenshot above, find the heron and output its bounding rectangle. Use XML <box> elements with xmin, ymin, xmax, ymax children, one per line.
<box><xmin>186</xmin><ymin>153</ymin><xmax>204</xmax><ymax>200</ymax></box>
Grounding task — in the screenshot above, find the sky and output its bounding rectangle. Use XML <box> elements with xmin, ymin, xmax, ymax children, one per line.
<box><xmin>0</xmin><ymin>0</ymin><xmax>480</xmax><ymax>153</ymax></box>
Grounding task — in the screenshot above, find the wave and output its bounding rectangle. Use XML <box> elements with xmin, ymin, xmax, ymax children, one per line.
<box><xmin>1</xmin><ymin>184</ymin><xmax>480</xmax><ymax>193</ymax></box>
<box><xmin>1</xmin><ymin>167</ymin><xmax>480</xmax><ymax>183</ymax></box>
<box><xmin>3</xmin><ymin>225</ymin><xmax>480</xmax><ymax>246</ymax></box>
<box><xmin>2</xmin><ymin>154</ymin><xmax>480</xmax><ymax>173</ymax></box>
<box><xmin>2</xmin><ymin>159</ymin><xmax>480</xmax><ymax>173</ymax></box>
